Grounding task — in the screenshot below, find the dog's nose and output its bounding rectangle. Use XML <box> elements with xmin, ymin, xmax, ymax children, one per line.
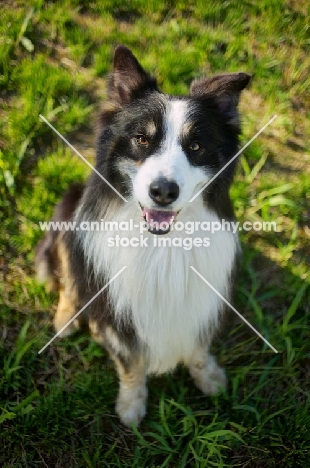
<box><xmin>149</xmin><ymin>178</ymin><xmax>179</xmax><ymax>206</ymax></box>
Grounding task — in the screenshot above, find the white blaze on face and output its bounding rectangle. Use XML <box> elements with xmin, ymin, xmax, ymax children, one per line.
<box><xmin>133</xmin><ymin>100</ymin><xmax>210</xmax><ymax>211</ymax></box>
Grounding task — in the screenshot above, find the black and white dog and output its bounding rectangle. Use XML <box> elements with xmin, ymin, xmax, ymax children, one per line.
<box><xmin>36</xmin><ymin>45</ymin><xmax>250</xmax><ymax>426</ymax></box>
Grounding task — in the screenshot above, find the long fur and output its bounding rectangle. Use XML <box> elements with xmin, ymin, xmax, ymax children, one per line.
<box><xmin>81</xmin><ymin>196</ymin><xmax>238</xmax><ymax>374</ymax></box>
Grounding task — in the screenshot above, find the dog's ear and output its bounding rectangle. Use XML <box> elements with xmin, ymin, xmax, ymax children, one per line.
<box><xmin>107</xmin><ymin>45</ymin><xmax>158</xmax><ymax>105</ymax></box>
<box><xmin>190</xmin><ymin>73</ymin><xmax>251</xmax><ymax>129</ymax></box>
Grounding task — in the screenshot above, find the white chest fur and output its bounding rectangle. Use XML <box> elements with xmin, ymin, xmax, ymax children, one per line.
<box><xmin>82</xmin><ymin>198</ymin><xmax>238</xmax><ymax>374</ymax></box>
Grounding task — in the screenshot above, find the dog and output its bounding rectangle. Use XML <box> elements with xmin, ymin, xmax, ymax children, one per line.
<box><xmin>36</xmin><ymin>45</ymin><xmax>250</xmax><ymax>426</ymax></box>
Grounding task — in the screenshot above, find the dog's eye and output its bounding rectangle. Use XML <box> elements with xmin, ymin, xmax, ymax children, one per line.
<box><xmin>189</xmin><ymin>142</ymin><xmax>201</xmax><ymax>151</ymax></box>
<box><xmin>136</xmin><ymin>134</ymin><xmax>148</xmax><ymax>146</ymax></box>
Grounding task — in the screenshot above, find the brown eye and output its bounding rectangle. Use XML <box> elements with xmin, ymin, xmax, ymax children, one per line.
<box><xmin>189</xmin><ymin>142</ymin><xmax>201</xmax><ymax>151</ymax></box>
<box><xmin>136</xmin><ymin>134</ymin><xmax>148</xmax><ymax>146</ymax></box>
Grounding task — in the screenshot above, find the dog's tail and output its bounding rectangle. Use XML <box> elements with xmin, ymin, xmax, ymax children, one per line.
<box><xmin>35</xmin><ymin>183</ymin><xmax>85</xmax><ymax>291</ymax></box>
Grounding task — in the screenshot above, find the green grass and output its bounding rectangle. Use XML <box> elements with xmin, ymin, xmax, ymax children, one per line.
<box><xmin>1</xmin><ymin>0</ymin><xmax>309</xmax><ymax>466</ymax></box>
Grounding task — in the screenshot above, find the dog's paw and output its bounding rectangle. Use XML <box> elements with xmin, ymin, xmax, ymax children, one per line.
<box><xmin>190</xmin><ymin>354</ymin><xmax>227</xmax><ymax>396</ymax></box>
<box><xmin>116</xmin><ymin>385</ymin><xmax>147</xmax><ymax>427</ymax></box>
<box><xmin>53</xmin><ymin>314</ymin><xmax>78</xmax><ymax>338</ymax></box>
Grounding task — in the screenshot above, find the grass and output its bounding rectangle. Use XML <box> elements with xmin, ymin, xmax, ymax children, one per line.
<box><xmin>1</xmin><ymin>0</ymin><xmax>309</xmax><ymax>466</ymax></box>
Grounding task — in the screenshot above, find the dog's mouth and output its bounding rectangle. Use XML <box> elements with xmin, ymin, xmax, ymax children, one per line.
<box><xmin>141</xmin><ymin>206</ymin><xmax>177</xmax><ymax>235</ymax></box>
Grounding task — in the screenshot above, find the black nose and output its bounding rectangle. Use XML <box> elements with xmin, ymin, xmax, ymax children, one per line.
<box><xmin>149</xmin><ymin>178</ymin><xmax>180</xmax><ymax>206</ymax></box>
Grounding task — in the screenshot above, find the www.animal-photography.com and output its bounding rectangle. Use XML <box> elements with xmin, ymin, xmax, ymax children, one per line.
<box><xmin>1</xmin><ymin>1</ymin><xmax>309</xmax><ymax>467</ymax></box>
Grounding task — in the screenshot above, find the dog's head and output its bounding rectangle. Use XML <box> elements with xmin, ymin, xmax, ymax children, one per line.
<box><xmin>97</xmin><ymin>45</ymin><xmax>250</xmax><ymax>234</ymax></box>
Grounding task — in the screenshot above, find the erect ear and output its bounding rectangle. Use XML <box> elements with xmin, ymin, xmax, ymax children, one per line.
<box><xmin>190</xmin><ymin>73</ymin><xmax>251</xmax><ymax>129</ymax></box>
<box><xmin>107</xmin><ymin>45</ymin><xmax>158</xmax><ymax>105</ymax></box>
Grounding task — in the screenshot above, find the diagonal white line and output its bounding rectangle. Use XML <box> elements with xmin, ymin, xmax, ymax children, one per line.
<box><xmin>38</xmin><ymin>266</ymin><xmax>127</xmax><ymax>354</ymax></box>
<box><xmin>189</xmin><ymin>114</ymin><xmax>278</xmax><ymax>203</ymax></box>
<box><xmin>39</xmin><ymin>114</ymin><xmax>128</xmax><ymax>203</ymax></box>
<box><xmin>190</xmin><ymin>266</ymin><xmax>278</xmax><ymax>353</ymax></box>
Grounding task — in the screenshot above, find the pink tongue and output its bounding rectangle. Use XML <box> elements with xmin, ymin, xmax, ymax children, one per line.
<box><xmin>142</xmin><ymin>208</ymin><xmax>176</xmax><ymax>227</ymax></box>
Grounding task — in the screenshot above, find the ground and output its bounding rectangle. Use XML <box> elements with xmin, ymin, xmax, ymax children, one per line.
<box><xmin>0</xmin><ymin>1</ymin><xmax>309</xmax><ymax>467</ymax></box>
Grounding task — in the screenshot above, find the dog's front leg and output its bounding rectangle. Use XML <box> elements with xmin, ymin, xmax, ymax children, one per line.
<box><xmin>89</xmin><ymin>323</ymin><xmax>147</xmax><ymax>426</ymax></box>
<box><xmin>188</xmin><ymin>347</ymin><xmax>227</xmax><ymax>396</ymax></box>
<box><xmin>113</xmin><ymin>353</ymin><xmax>147</xmax><ymax>427</ymax></box>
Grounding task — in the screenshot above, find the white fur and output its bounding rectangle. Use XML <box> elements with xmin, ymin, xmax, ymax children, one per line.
<box><xmin>36</xmin><ymin>260</ymin><xmax>50</xmax><ymax>284</ymax></box>
<box><xmin>188</xmin><ymin>349</ymin><xmax>227</xmax><ymax>395</ymax></box>
<box><xmin>116</xmin><ymin>379</ymin><xmax>147</xmax><ymax>426</ymax></box>
<box><xmin>81</xmin><ymin>197</ymin><xmax>238</xmax><ymax>374</ymax></box>
<box><xmin>133</xmin><ymin>100</ymin><xmax>210</xmax><ymax>211</ymax></box>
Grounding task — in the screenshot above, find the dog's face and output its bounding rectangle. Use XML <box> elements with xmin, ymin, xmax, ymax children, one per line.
<box><xmin>98</xmin><ymin>46</ymin><xmax>250</xmax><ymax>234</ymax></box>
